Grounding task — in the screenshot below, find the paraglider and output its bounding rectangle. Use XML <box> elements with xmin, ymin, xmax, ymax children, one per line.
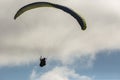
<box><xmin>39</xmin><ymin>56</ymin><xmax>47</xmax><ymax>67</ymax></box>
<box><xmin>14</xmin><ymin>2</ymin><xmax>87</xmax><ymax>30</ymax></box>
<box><xmin>14</xmin><ymin>2</ymin><xmax>87</xmax><ymax>67</ymax></box>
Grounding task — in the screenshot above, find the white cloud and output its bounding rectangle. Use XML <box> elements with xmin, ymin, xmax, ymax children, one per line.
<box><xmin>0</xmin><ymin>0</ymin><xmax>120</xmax><ymax>66</ymax></box>
<box><xmin>30</xmin><ymin>67</ymin><xmax>92</xmax><ymax>80</ymax></box>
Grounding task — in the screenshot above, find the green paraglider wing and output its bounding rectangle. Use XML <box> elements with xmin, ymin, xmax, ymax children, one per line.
<box><xmin>14</xmin><ymin>2</ymin><xmax>87</xmax><ymax>30</ymax></box>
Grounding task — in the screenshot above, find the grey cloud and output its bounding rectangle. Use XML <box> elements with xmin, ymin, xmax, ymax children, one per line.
<box><xmin>0</xmin><ymin>0</ymin><xmax>120</xmax><ymax>67</ymax></box>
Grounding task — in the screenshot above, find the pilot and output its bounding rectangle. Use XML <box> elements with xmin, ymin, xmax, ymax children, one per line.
<box><xmin>39</xmin><ymin>56</ymin><xmax>46</xmax><ymax>67</ymax></box>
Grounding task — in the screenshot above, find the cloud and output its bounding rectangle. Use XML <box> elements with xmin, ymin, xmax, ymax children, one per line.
<box><xmin>30</xmin><ymin>67</ymin><xmax>92</xmax><ymax>80</ymax></box>
<box><xmin>0</xmin><ymin>0</ymin><xmax>120</xmax><ymax>67</ymax></box>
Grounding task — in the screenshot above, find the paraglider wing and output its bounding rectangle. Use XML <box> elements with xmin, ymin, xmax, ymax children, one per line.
<box><xmin>14</xmin><ymin>2</ymin><xmax>87</xmax><ymax>30</ymax></box>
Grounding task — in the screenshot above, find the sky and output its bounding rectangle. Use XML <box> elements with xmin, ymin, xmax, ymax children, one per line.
<box><xmin>0</xmin><ymin>0</ymin><xmax>120</xmax><ymax>80</ymax></box>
